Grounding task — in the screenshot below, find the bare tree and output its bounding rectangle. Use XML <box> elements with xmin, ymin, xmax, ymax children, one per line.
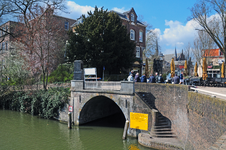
<box><xmin>0</xmin><ymin>0</ymin><xmax>65</xmax><ymax>42</ymax></box>
<box><xmin>192</xmin><ymin>30</ymin><xmax>216</xmax><ymax>66</ymax></box>
<box><xmin>144</xmin><ymin>30</ymin><xmax>160</xmax><ymax>58</ymax></box>
<box><xmin>190</xmin><ymin>0</ymin><xmax>226</xmax><ymax>76</ymax></box>
<box><xmin>14</xmin><ymin>6</ymin><xmax>66</xmax><ymax>90</ymax></box>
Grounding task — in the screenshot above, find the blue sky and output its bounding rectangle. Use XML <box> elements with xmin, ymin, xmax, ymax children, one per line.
<box><xmin>58</xmin><ymin>0</ymin><xmax>200</xmax><ymax>55</ymax></box>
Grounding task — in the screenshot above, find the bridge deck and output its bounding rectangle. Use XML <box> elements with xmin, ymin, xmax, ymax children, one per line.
<box><xmin>191</xmin><ymin>86</ymin><xmax>226</xmax><ymax>100</ymax></box>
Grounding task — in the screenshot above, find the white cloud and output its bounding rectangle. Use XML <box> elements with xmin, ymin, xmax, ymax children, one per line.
<box><xmin>112</xmin><ymin>7</ymin><xmax>127</xmax><ymax>13</ymax></box>
<box><xmin>156</xmin><ymin>14</ymin><xmax>222</xmax><ymax>55</ymax></box>
<box><xmin>154</xmin><ymin>19</ymin><xmax>199</xmax><ymax>54</ymax></box>
<box><xmin>57</xmin><ymin>1</ymin><xmax>95</xmax><ymax>20</ymax></box>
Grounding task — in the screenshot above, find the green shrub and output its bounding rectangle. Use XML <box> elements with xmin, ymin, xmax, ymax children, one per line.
<box><xmin>0</xmin><ymin>87</ymin><xmax>70</xmax><ymax>119</ymax></box>
<box><xmin>48</xmin><ymin>64</ymin><xmax>73</xmax><ymax>83</ymax></box>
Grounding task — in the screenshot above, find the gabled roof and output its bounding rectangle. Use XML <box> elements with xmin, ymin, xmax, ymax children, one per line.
<box><xmin>203</xmin><ymin>49</ymin><xmax>220</xmax><ymax>57</ymax></box>
<box><xmin>110</xmin><ymin>8</ymin><xmax>145</xmax><ymax>26</ymax></box>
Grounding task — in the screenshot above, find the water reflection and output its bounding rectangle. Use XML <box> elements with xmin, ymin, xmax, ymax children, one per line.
<box><xmin>0</xmin><ymin>110</ymin><xmax>154</xmax><ymax>150</ymax></box>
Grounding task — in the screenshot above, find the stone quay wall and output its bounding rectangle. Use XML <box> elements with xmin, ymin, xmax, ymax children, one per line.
<box><xmin>135</xmin><ymin>83</ymin><xmax>226</xmax><ymax>150</ymax></box>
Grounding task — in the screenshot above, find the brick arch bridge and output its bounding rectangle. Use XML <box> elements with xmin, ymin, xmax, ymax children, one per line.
<box><xmin>58</xmin><ymin>80</ymin><xmax>226</xmax><ymax>150</ymax></box>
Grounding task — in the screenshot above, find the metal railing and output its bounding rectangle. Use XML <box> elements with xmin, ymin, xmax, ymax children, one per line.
<box><xmin>84</xmin><ymin>81</ymin><xmax>121</xmax><ymax>91</ymax></box>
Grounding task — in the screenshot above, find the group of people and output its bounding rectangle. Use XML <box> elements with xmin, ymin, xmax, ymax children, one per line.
<box><xmin>128</xmin><ymin>70</ymin><xmax>184</xmax><ymax>84</ymax></box>
<box><xmin>172</xmin><ymin>72</ymin><xmax>184</xmax><ymax>84</ymax></box>
<box><xmin>127</xmin><ymin>71</ymin><xmax>164</xmax><ymax>83</ymax></box>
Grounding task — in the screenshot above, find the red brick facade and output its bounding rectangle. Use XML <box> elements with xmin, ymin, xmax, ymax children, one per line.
<box><xmin>0</xmin><ymin>13</ymin><xmax>76</xmax><ymax>69</ymax></box>
<box><xmin>114</xmin><ymin>8</ymin><xmax>146</xmax><ymax>73</ymax></box>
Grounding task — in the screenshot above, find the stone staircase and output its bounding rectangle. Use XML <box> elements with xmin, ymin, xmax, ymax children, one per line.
<box><xmin>136</xmin><ymin>92</ymin><xmax>183</xmax><ymax>149</ymax></box>
<box><xmin>151</xmin><ymin>112</ymin><xmax>177</xmax><ymax>138</ymax></box>
<box><xmin>136</xmin><ymin>92</ymin><xmax>176</xmax><ymax>138</ymax></box>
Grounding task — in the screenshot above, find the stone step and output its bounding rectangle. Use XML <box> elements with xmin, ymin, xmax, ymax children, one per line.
<box><xmin>151</xmin><ymin>131</ymin><xmax>175</xmax><ymax>135</ymax></box>
<box><xmin>156</xmin><ymin>122</ymin><xmax>169</xmax><ymax>126</ymax></box>
<box><xmin>154</xmin><ymin>125</ymin><xmax>171</xmax><ymax>129</ymax></box>
<box><xmin>153</xmin><ymin>128</ymin><xmax>172</xmax><ymax>132</ymax></box>
<box><xmin>151</xmin><ymin>133</ymin><xmax>177</xmax><ymax>138</ymax></box>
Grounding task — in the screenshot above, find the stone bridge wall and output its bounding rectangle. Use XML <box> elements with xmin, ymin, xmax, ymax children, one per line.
<box><xmin>135</xmin><ymin>83</ymin><xmax>226</xmax><ymax>150</ymax></box>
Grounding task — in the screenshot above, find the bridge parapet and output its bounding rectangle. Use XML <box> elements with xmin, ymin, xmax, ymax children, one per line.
<box><xmin>71</xmin><ymin>80</ymin><xmax>134</xmax><ymax>95</ymax></box>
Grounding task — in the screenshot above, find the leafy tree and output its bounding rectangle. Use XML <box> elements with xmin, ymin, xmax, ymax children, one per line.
<box><xmin>48</xmin><ymin>64</ymin><xmax>73</xmax><ymax>83</ymax></box>
<box><xmin>0</xmin><ymin>42</ymin><xmax>31</xmax><ymax>97</ymax></box>
<box><xmin>67</xmin><ymin>7</ymin><xmax>136</xmax><ymax>77</ymax></box>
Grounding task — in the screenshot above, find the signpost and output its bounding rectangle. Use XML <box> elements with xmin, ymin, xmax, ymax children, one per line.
<box><xmin>130</xmin><ymin>112</ymin><xmax>148</xmax><ymax>131</ymax></box>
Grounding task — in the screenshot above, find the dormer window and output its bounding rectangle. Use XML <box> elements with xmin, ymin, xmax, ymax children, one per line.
<box><xmin>131</xmin><ymin>13</ymin><xmax>134</xmax><ymax>22</ymax></box>
<box><xmin>130</xmin><ymin>29</ymin><xmax>135</xmax><ymax>40</ymax></box>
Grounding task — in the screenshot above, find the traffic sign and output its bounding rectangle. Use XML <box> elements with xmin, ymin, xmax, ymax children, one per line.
<box><xmin>68</xmin><ymin>106</ymin><xmax>73</xmax><ymax>112</ymax></box>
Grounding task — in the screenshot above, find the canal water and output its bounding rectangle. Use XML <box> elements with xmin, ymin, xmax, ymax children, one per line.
<box><xmin>0</xmin><ymin>110</ymin><xmax>155</xmax><ymax>150</ymax></box>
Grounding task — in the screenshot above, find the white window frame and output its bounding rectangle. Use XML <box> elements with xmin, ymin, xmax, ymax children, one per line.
<box><xmin>139</xmin><ymin>31</ymin><xmax>143</xmax><ymax>42</ymax></box>
<box><xmin>131</xmin><ymin>13</ymin><xmax>134</xmax><ymax>22</ymax></box>
<box><xmin>130</xmin><ymin>29</ymin><xmax>135</xmax><ymax>40</ymax></box>
<box><xmin>136</xmin><ymin>46</ymin><xmax>140</xmax><ymax>58</ymax></box>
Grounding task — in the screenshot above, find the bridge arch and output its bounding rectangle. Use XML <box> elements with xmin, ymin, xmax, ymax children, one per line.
<box><xmin>79</xmin><ymin>95</ymin><xmax>126</xmax><ymax>127</ymax></box>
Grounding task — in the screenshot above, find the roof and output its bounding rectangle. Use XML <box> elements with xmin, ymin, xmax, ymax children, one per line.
<box><xmin>164</xmin><ymin>53</ymin><xmax>181</xmax><ymax>63</ymax></box>
<box><xmin>203</xmin><ymin>49</ymin><xmax>220</xmax><ymax>57</ymax></box>
<box><xmin>175</xmin><ymin>60</ymin><xmax>186</xmax><ymax>66</ymax></box>
<box><xmin>110</xmin><ymin>9</ymin><xmax>145</xmax><ymax>26</ymax></box>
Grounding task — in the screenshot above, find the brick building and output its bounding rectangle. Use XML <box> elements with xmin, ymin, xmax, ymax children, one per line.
<box><xmin>0</xmin><ymin>11</ymin><xmax>76</xmax><ymax>73</ymax></box>
<box><xmin>112</xmin><ymin>8</ymin><xmax>146</xmax><ymax>74</ymax></box>
<box><xmin>198</xmin><ymin>48</ymin><xmax>225</xmax><ymax>78</ymax></box>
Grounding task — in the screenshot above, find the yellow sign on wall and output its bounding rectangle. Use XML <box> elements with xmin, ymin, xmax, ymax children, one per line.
<box><xmin>130</xmin><ymin>112</ymin><xmax>148</xmax><ymax>131</ymax></box>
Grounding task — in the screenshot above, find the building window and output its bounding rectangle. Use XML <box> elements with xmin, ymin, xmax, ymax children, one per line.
<box><xmin>65</xmin><ymin>22</ymin><xmax>69</xmax><ymax>30</ymax></box>
<box><xmin>2</xmin><ymin>42</ymin><xmax>5</xmax><ymax>52</ymax></box>
<box><xmin>131</xmin><ymin>13</ymin><xmax>134</xmax><ymax>22</ymax></box>
<box><xmin>5</xmin><ymin>42</ymin><xmax>7</xmax><ymax>50</ymax></box>
<box><xmin>2</xmin><ymin>27</ymin><xmax>5</xmax><ymax>35</ymax></box>
<box><xmin>136</xmin><ymin>47</ymin><xmax>140</xmax><ymax>58</ymax></box>
<box><xmin>130</xmin><ymin>29</ymin><xmax>135</xmax><ymax>40</ymax></box>
<box><xmin>139</xmin><ymin>31</ymin><xmax>143</xmax><ymax>42</ymax></box>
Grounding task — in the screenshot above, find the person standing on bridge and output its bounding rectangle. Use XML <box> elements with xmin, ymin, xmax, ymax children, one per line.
<box><xmin>157</xmin><ymin>74</ymin><xmax>164</xmax><ymax>83</ymax></box>
<box><xmin>148</xmin><ymin>74</ymin><xmax>156</xmax><ymax>83</ymax></box>
<box><xmin>127</xmin><ymin>74</ymin><xmax>134</xmax><ymax>81</ymax></box>
<box><xmin>140</xmin><ymin>73</ymin><xmax>147</xmax><ymax>82</ymax></box>
<box><xmin>172</xmin><ymin>74</ymin><xmax>179</xmax><ymax>84</ymax></box>
<box><xmin>155</xmin><ymin>72</ymin><xmax>159</xmax><ymax>83</ymax></box>
<box><xmin>135</xmin><ymin>73</ymin><xmax>141</xmax><ymax>82</ymax></box>
<box><xmin>179</xmin><ymin>72</ymin><xmax>184</xmax><ymax>84</ymax></box>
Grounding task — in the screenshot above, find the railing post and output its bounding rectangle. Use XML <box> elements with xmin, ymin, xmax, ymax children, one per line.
<box><xmin>122</xmin><ymin>120</ymin><xmax>129</xmax><ymax>139</ymax></box>
<box><xmin>121</xmin><ymin>81</ymin><xmax>134</xmax><ymax>94</ymax></box>
<box><xmin>68</xmin><ymin>112</ymin><xmax>72</xmax><ymax>129</ymax></box>
<box><xmin>71</xmin><ymin>80</ymin><xmax>84</xmax><ymax>91</ymax></box>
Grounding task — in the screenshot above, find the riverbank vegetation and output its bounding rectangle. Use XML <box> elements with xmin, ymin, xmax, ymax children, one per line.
<box><xmin>0</xmin><ymin>87</ymin><xmax>70</xmax><ymax>119</ymax></box>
